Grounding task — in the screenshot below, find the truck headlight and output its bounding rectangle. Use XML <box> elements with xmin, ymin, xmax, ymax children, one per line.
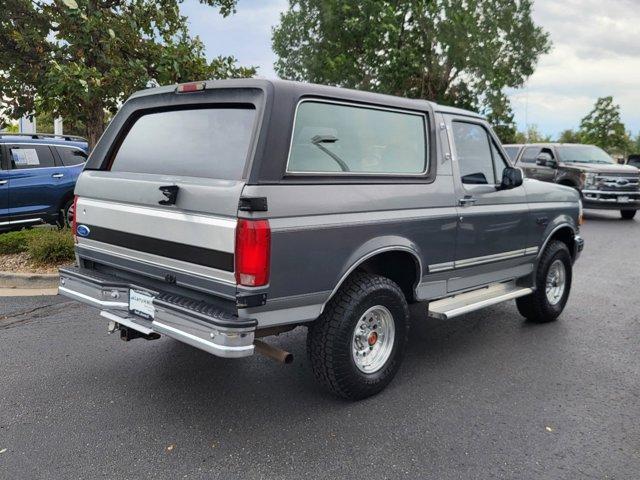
<box><xmin>583</xmin><ymin>172</ymin><xmax>597</xmax><ymax>187</ymax></box>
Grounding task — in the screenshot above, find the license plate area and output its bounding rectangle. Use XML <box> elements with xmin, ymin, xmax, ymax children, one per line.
<box><xmin>129</xmin><ymin>289</ymin><xmax>155</xmax><ymax>319</ymax></box>
<box><xmin>618</xmin><ymin>196</ymin><xmax>630</xmax><ymax>203</ymax></box>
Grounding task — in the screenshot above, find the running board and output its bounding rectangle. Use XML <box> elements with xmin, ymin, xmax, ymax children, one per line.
<box><xmin>428</xmin><ymin>282</ymin><xmax>533</xmax><ymax>320</ymax></box>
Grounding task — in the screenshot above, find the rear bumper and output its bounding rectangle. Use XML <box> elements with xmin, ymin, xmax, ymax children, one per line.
<box><xmin>58</xmin><ymin>266</ymin><xmax>256</xmax><ymax>358</ymax></box>
<box><xmin>582</xmin><ymin>190</ymin><xmax>640</xmax><ymax>210</ymax></box>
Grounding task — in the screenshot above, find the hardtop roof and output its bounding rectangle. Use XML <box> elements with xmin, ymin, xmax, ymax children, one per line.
<box><xmin>130</xmin><ymin>78</ymin><xmax>484</xmax><ymax>119</ymax></box>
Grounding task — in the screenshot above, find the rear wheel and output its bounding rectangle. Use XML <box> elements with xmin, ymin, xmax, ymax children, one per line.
<box><xmin>516</xmin><ymin>240</ymin><xmax>572</xmax><ymax>323</ymax></box>
<box><xmin>57</xmin><ymin>198</ymin><xmax>74</xmax><ymax>229</ymax></box>
<box><xmin>307</xmin><ymin>272</ymin><xmax>409</xmax><ymax>400</ymax></box>
<box><xmin>620</xmin><ymin>209</ymin><xmax>636</xmax><ymax>220</ymax></box>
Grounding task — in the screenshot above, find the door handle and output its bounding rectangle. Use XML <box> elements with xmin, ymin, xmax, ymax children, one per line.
<box><xmin>0</xmin><ymin>180</ymin><xmax>7</xmax><ymax>185</ymax></box>
<box><xmin>52</xmin><ymin>173</ymin><xmax>64</xmax><ymax>178</ymax></box>
<box><xmin>458</xmin><ymin>196</ymin><xmax>477</xmax><ymax>206</ymax></box>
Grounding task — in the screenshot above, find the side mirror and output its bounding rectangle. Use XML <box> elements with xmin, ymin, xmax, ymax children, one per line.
<box><xmin>499</xmin><ymin>167</ymin><xmax>523</xmax><ymax>190</ymax></box>
<box><xmin>536</xmin><ymin>152</ymin><xmax>557</xmax><ymax>168</ymax></box>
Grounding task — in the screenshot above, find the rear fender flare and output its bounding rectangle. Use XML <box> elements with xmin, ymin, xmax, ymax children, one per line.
<box><xmin>320</xmin><ymin>236</ymin><xmax>422</xmax><ymax>314</ymax></box>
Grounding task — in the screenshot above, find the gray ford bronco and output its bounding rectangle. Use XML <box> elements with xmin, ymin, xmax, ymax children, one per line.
<box><xmin>59</xmin><ymin>79</ymin><xmax>584</xmax><ymax>399</ymax></box>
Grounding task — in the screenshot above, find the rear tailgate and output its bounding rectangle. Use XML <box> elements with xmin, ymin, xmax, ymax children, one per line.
<box><xmin>73</xmin><ymin>85</ymin><xmax>266</xmax><ymax>302</ymax></box>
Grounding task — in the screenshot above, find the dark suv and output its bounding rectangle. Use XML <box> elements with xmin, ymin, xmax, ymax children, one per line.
<box><xmin>0</xmin><ymin>133</ymin><xmax>89</xmax><ymax>230</ymax></box>
<box><xmin>505</xmin><ymin>143</ymin><xmax>640</xmax><ymax>220</ymax></box>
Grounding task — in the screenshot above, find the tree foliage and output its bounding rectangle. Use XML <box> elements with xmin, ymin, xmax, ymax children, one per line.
<box><xmin>0</xmin><ymin>0</ymin><xmax>255</xmax><ymax>146</ymax></box>
<box><xmin>513</xmin><ymin>124</ymin><xmax>551</xmax><ymax>144</ymax></box>
<box><xmin>557</xmin><ymin>128</ymin><xmax>582</xmax><ymax>144</ymax></box>
<box><xmin>273</xmin><ymin>0</ymin><xmax>551</xmax><ymax>130</ymax></box>
<box><xmin>578</xmin><ymin>96</ymin><xmax>630</xmax><ymax>154</ymax></box>
<box><xmin>484</xmin><ymin>91</ymin><xmax>518</xmax><ymax>144</ymax></box>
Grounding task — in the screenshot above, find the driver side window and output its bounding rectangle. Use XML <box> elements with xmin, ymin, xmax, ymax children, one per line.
<box><xmin>451</xmin><ymin>121</ymin><xmax>497</xmax><ymax>185</ymax></box>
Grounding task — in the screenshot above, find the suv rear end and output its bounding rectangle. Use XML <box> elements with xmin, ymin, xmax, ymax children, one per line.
<box><xmin>59</xmin><ymin>81</ymin><xmax>270</xmax><ymax>357</ymax></box>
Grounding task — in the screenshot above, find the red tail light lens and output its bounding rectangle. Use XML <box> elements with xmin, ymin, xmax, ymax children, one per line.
<box><xmin>72</xmin><ymin>195</ymin><xmax>79</xmax><ymax>243</ymax></box>
<box><xmin>235</xmin><ymin>219</ymin><xmax>270</xmax><ymax>287</ymax></box>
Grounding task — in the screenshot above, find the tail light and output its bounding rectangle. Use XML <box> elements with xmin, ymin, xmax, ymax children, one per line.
<box><xmin>72</xmin><ymin>195</ymin><xmax>79</xmax><ymax>243</ymax></box>
<box><xmin>235</xmin><ymin>219</ymin><xmax>270</xmax><ymax>287</ymax></box>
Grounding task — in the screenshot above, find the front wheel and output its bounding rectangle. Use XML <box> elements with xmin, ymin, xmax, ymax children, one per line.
<box><xmin>307</xmin><ymin>272</ymin><xmax>409</xmax><ymax>400</ymax></box>
<box><xmin>516</xmin><ymin>240</ymin><xmax>572</xmax><ymax>323</ymax></box>
<box><xmin>620</xmin><ymin>209</ymin><xmax>637</xmax><ymax>220</ymax></box>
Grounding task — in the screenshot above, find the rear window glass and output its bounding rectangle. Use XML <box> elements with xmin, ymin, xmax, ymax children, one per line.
<box><xmin>287</xmin><ymin>101</ymin><xmax>427</xmax><ymax>175</ymax></box>
<box><xmin>57</xmin><ymin>147</ymin><xmax>87</xmax><ymax>166</ymax></box>
<box><xmin>111</xmin><ymin>107</ymin><xmax>256</xmax><ymax>179</ymax></box>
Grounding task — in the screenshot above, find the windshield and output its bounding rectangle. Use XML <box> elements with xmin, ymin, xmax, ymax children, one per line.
<box><xmin>503</xmin><ymin>146</ymin><xmax>521</xmax><ymax>161</ymax></box>
<box><xmin>556</xmin><ymin>145</ymin><xmax>614</xmax><ymax>164</ymax></box>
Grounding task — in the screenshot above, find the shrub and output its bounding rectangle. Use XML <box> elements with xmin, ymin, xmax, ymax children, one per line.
<box><xmin>0</xmin><ymin>228</ymin><xmax>44</xmax><ymax>254</ymax></box>
<box><xmin>26</xmin><ymin>229</ymin><xmax>75</xmax><ymax>264</ymax></box>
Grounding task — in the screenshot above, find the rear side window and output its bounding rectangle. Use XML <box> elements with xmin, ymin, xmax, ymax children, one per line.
<box><xmin>9</xmin><ymin>145</ymin><xmax>56</xmax><ymax>169</ymax></box>
<box><xmin>111</xmin><ymin>107</ymin><xmax>256</xmax><ymax>179</ymax></box>
<box><xmin>287</xmin><ymin>101</ymin><xmax>427</xmax><ymax>175</ymax></box>
<box><xmin>57</xmin><ymin>147</ymin><xmax>87</xmax><ymax>166</ymax></box>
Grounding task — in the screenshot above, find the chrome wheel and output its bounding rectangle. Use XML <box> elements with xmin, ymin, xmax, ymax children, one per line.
<box><xmin>545</xmin><ymin>259</ymin><xmax>566</xmax><ymax>305</ymax></box>
<box><xmin>351</xmin><ymin>305</ymin><xmax>395</xmax><ymax>374</ymax></box>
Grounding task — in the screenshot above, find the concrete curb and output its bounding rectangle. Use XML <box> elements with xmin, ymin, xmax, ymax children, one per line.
<box><xmin>0</xmin><ymin>271</ymin><xmax>59</xmax><ymax>290</ymax></box>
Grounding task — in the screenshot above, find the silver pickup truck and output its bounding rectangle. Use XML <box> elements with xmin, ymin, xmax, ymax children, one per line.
<box><xmin>59</xmin><ymin>79</ymin><xmax>584</xmax><ymax>399</ymax></box>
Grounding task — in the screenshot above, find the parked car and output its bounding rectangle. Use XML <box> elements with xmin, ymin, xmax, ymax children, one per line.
<box><xmin>58</xmin><ymin>79</ymin><xmax>583</xmax><ymax>399</ymax></box>
<box><xmin>0</xmin><ymin>133</ymin><xmax>89</xmax><ymax>231</ymax></box>
<box><xmin>505</xmin><ymin>142</ymin><xmax>640</xmax><ymax>220</ymax></box>
<box><xmin>627</xmin><ymin>154</ymin><xmax>640</xmax><ymax>169</ymax></box>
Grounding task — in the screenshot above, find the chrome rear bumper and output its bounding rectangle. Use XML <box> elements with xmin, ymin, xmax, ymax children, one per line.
<box><xmin>58</xmin><ymin>267</ymin><xmax>256</xmax><ymax>358</ymax></box>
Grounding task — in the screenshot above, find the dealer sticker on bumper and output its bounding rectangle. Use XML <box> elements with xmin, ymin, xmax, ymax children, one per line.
<box><xmin>129</xmin><ymin>289</ymin><xmax>155</xmax><ymax>319</ymax></box>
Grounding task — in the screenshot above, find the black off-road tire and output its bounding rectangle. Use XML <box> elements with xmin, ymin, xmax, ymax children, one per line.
<box><xmin>620</xmin><ymin>209</ymin><xmax>636</xmax><ymax>220</ymax></box>
<box><xmin>516</xmin><ymin>240</ymin><xmax>572</xmax><ymax>323</ymax></box>
<box><xmin>307</xmin><ymin>272</ymin><xmax>409</xmax><ymax>400</ymax></box>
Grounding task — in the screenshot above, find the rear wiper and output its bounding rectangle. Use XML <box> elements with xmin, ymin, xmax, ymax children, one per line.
<box><xmin>311</xmin><ymin>135</ymin><xmax>350</xmax><ymax>172</ymax></box>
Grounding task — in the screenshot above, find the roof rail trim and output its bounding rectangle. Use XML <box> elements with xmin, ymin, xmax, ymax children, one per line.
<box><xmin>0</xmin><ymin>132</ymin><xmax>87</xmax><ymax>142</ymax></box>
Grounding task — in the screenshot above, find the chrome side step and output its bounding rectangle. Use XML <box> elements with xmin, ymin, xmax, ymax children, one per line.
<box><xmin>428</xmin><ymin>281</ymin><xmax>532</xmax><ymax>320</ymax></box>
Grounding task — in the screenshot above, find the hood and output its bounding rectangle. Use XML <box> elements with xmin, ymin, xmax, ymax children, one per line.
<box><xmin>561</xmin><ymin>162</ymin><xmax>640</xmax><ymax>175</ymax></box>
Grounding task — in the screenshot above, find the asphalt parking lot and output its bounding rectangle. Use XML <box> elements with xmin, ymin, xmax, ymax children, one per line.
<box><xmin>1</xmin><ymin>210</ymin><xmax>639</xmax><ymax>480</ymax></box>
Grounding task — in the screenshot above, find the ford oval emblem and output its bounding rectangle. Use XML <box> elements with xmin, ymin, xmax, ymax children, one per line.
<box><xmin>76</xmin><ymin>224</ymin><xmax>90</xmax><ymax>237</ymax></box>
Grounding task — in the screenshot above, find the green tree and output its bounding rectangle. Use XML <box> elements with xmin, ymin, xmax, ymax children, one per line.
<box><xmin>514</xmin><ymin>124</ymin><xmax>551</xmax><ymax>143</ymax></box>
<box><xmin>633</xmin><ymin>133</ymin><xmax>640</xmax><ymax>154</ymax></box>
<box><xmin>273</xmin><ymin>0</ymin><xmax>551</xmax><ymax>118</ymax></box>
<box><xmin>0</xmin><ymin>0</ymin><xmax>255</xmax><ymax>146</ymax></box>
<box><xmin>579</xmin><ymin>96</ymin><xmax>629</xmax><ymax>154</ymax></box>
<box><xmin>484</xmin><ymin>91</ymin><xmax>518</xmax><ymax>144</ymax></box>
<box><xmin>557</xmin><ymin>129</ymin><xmax>582</xmax><ymax>143</ymax></box>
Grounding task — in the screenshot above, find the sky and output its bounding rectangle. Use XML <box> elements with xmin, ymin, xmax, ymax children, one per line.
<box><xmin>180</xmin><ymin>0</ymin><xmax>640</xmax><ymax>139</ymax></box>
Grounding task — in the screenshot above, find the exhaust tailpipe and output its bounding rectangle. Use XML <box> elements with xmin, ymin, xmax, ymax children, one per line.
<box><xmin>254</xmin><ymin>339</ymin><xmax>293</xmax><ymax>364</ymax></box>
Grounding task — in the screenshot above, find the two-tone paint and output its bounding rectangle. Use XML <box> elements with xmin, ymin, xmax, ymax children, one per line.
<box><xmin>61</xmin><ymin>79</ymin><xmax>582</xmax><ymax>355</ymax></box>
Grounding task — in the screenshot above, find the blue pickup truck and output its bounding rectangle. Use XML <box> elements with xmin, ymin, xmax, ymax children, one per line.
<box><xmin>0</xmin><ymin>133</ymin><xmax>89</xmax><ymax>231</ymax></box>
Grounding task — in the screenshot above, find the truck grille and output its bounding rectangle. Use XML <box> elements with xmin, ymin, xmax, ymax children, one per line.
<box><xmin>596</xmin><ymin>174</ymin><xmax>640</xmax><ymax>192</ymax></box>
